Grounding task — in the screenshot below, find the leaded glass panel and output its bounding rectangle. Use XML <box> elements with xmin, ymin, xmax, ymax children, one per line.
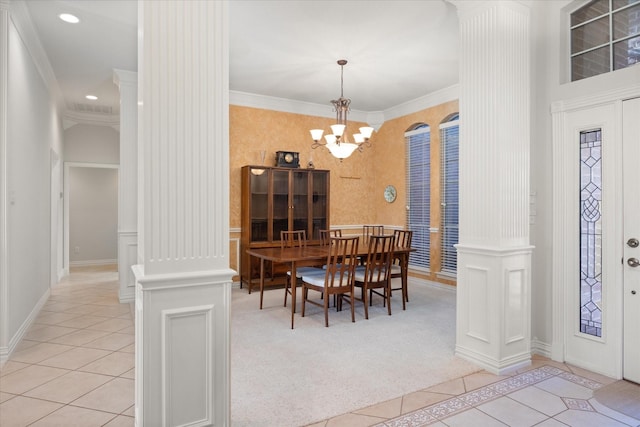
<box><xmin>580</xmin><ymin>129</ymin><xmax>603</xmax><ymax>338</ymax></box>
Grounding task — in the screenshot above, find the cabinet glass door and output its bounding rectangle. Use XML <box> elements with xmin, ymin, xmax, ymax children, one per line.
<box><xmin>249</xmin><ymin>168</ymin><xmax>269</xmax><ymax>242</ymax></box>
<box><xmin>293</xmin><ymin>171</ymin><xmax>309</xmax><ymax>234</ymax></box>
<box><xmin>311</xmin><ymin>171</ymin><xmax>328</xmax><ymax>240</ymax></box>
<box><xmin>272</xmin><ymin>170</ymin><xmax>290</xmax><ymax>241</ymax></box>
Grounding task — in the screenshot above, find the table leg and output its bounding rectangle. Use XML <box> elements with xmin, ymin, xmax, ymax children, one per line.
<box><xmin>402</xmin><ymin>254</ymin><xmax>408</xmax><ymax>308</ymax></box>
<box><xmin>291</xmin><ymin>262</ymin><xmax>297</xmax><ymax>329</ymax></box>
<box><xmin>259</xmin><ymin>258</ymin><xmax>265</xmax><ymax>309</ymax></box>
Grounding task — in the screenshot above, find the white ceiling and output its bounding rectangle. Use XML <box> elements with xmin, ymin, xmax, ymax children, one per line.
<box><xmin>24</xmin><ymin>0</ymin><xmax>459</xmax><ymax>117</ymax></box>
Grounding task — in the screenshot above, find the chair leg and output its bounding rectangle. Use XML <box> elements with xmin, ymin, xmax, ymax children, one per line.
<box><xmin>386</xmin><ymin>284</ymin><xmax>392</xmax><ymax>316</ymax></box>
<box><xmin>363</xmin><ymin>286</ymin><xmax>369</xmax><ymax>320</ymax></box>
<box><xmin>301</xmin><ymin>285</ymin><xmax>306</xmax><ymax>317</ymax></box>
<box><xmin>324</xmin><ymin>291</ymin><xmax>330</xmax><ymax>327</ymax></box>
<box><xmin>284</xmin><ymin>277</ymin><xmax>289</xmax><ymax>307</ymax></box>
<box><xmin>350</xmin><ymin>292</ymin><xmax>355</xmax><ymax>322</ymax></box>
<box><xmin>401</xmin><ymin>281</ymin><xmax>407</xmax><ymax>310</ymax></box>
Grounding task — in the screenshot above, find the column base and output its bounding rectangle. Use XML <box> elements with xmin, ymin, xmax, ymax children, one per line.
<box><xmin>455</xmin><ymin>244</ymin><xmax>534</xmax><ymax>375</ymax></box>
<box><xmin>133</xmin><ymin>265</ymin><xmax>234</xmax><ymax>427</ymax></box>
<box><xmin>456</xmin><ymin>344</ymin><xmax>532</xmax><ymax>375</ymax></box>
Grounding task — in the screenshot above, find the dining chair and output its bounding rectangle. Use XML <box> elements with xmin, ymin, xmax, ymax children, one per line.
<box><xmin>281</xmin><ymin>230</ymin><xmax>319</xmax><ymax>308</ymax></box>
<box><xmin>362</xmin><ymin>225</ymin><xmax>384</xmax><ymax>241</ymax></box>
<box><xmin>389</xmin><ymin>229</ymin><xmax>413</xmax><ymax>310</ymax></box>
<box><xmin>300</xmin><ymin>236</ymin><xmax>359</xmax><ymax>327</ymax></box>
<box><xmin>319</xmin><ymin>229</ymin><xmax>342</xmax><ymax>246</ymax></box>
<box><xmin>354</xmin><ymin>234</ymin><xmax>395</xmax><ymax>319</ymax></box>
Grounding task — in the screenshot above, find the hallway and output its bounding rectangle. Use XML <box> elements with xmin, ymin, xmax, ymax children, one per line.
<box><xmin>0</xmin><ymin>265</ymin><xmax>134</xmax><ymax>426</ymax></box>
<box><xmin>1</xmin><ymin>266</ymin><xmax>640</xmax><ymax>426</ymax></box>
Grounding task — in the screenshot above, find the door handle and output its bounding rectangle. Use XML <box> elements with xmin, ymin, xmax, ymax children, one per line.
<box><xmin>628</xmin><ymin>258</ymin><xmax>640</xmax><ymax>267</ymax></box>
<box><xmin>628</xmin><ymin>238</ymin><xmax>639</xmax><ymax>248</ymax></box>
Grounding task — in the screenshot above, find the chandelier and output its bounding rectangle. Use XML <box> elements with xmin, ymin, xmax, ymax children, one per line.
<box><xmin>310</xmin><ymin>60</ymin><xmax>374</xmax><ymax>160</ymax></box>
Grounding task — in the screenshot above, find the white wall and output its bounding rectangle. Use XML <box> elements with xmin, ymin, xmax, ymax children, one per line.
<box><xmin>69</xmin><ymin>167</ymin><xmax>118</xmax><ymax>264</ymax></box>
<box><xmin>64</xmin><ymin>123</ymin><xmax>119</xmax><ymax>164</ymax></box>
<box><xmin>3</xmin><ymin>13</ymin><xmax>63</xmax><ymax>356</ymax></box>
<box><xmin>63</xmin><ymin>124</ymin><xmax>119</xmax><ymax>270</ymax></box>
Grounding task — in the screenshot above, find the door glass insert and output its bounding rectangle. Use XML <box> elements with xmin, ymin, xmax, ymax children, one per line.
<box><xmin>272</xmin><ymin>170</ymin><xmax>290</xmax><ymax>241</ymax></box>
<box><xmin>250</xmin><ymin>169</ymin><xmax>269</xmax><ymax>242</ymax></box>
<box><xmin>580</xmin><ymin>129</ymin><xmax>603</xmax><ymax>337</ymax></box>
<box><xmin>292</xmin><ymin>171</ymin><xmax>309</xmax><ymax>234</ymax></box>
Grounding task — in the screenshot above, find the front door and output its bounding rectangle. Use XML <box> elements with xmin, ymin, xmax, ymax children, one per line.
<box><xmin>559</xmin><ymin>102</ymin><xmax>622</xmax><ymax>378</ymax></box>
<box><xmin>623</xmin><ymin>97</ymin><xmax>640</xmax><ymax>383</ymax></box>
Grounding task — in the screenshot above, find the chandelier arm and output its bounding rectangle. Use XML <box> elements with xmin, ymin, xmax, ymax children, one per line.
<box><xmin>311</xmin><ymin>141</ymin><xmax>327</xmax><ymax>149</ymax></box>
<box><xmin>309</xmin><ymin>59</ymin><xmax>375</xmax><ymax>160</ymax></box>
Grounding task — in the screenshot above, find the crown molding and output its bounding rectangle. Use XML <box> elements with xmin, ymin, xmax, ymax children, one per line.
<box><xmin>230</xmin><ymin>84</ymin><xmax>460</xmax><ymax>129</ymax></box>
<box><xmin>63</xmin><ymin>110</ymin><xmax>120</xmax><ymax>130</ymax></box>
<box><xmin>383</xmin><ymin>85</ymin><xmax>460</xmax><ymax>121</ymax></box>
<box><xmin>229</xmin><ymin>91</ymin><xmax>371</xmax><ymax>123</ymax></box>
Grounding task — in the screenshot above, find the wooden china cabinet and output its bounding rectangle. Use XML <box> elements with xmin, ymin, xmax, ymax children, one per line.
<box><xmin>240</xmin><ymin>165</ymin><xmax>330</xmax><ymax>291</ymax></box>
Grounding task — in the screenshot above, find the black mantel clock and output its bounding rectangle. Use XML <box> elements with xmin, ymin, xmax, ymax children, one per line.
<box><xmin>275</xmin><ymin>151</ymin><xmax>300</xmax><ymax>168</ymax></box>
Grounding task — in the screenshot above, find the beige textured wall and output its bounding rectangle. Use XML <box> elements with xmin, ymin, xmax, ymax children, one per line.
<box><xmin>229</xmin><ymin>101</ymin><xmax>459</xmax><ymax>285</ymax></box>
<box><xmin>230</xmin><ymin>102</ymin><xmax>459</xmax><ymax>228</ymax></box>
<box><xmin>373</xmin><ymin>100</ymin><xmax>459</xmax><ymax>225</ymax></box>
<box><xmin>230</xmin><ymin>105</ymin><xmax>379</xmax><ymax>229</ymax></box>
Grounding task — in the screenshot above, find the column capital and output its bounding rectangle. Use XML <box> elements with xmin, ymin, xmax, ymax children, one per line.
<box><xmin>447</xmin><ymin>0</ymin><xmax>531</xmax><ymax>21</ymax></box>
<box><xmin>113</xmin><ymin>68</ymin><xmax>137</xmax><ymax>90</ymax></box>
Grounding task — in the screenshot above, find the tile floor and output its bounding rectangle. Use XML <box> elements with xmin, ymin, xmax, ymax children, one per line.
<box><xmin>0</xmin><ymin>265</ymin><xmax>134</xmax><ymax>427</ymax></box>
<box><xmin>1</xmin><ymin>265</ymin><xmax>639</xmax><ymax>427</ymax></box>
<box><xmin>307</xmin><ymin>358</ymin><xmax>640</xmax><ymax>427</ymax></box>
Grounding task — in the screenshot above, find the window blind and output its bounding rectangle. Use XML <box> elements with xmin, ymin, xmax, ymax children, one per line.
<box><xmin>440</xmin><ymin>118</ymin><xmax>459</xmax><ymax>274</ymax></box>
<box><xmin>405</xmin><ymin>125</ymin><xmax>431</xmax><ymax>270</ymax></box>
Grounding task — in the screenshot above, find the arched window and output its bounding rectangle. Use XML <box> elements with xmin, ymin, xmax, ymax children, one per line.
<box><xmin>439</xmin><ymin>114</ymin><xmax>459</xmax><ymax>275</ymax></box>
<box><xmin>405</xmin><ymin>123</ymin><xmax>431</xmax><ymax>270</ymax></box>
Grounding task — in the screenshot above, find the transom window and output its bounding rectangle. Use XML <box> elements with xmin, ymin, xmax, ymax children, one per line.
<box><xmin>571</xmin><ymin>0</ymin><xmax>640</xmax><ymax>81</ymax></box>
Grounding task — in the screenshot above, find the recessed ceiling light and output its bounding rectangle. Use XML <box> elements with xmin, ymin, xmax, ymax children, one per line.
<box><xmin>85</xmin><ymin>95</ymin><xmax>98</xmax><ymax>100</ymax></box>
<box><xmin>59</xmin><ymin>13</ymin><xmax>80</xmax><ymax>24</ymax></box>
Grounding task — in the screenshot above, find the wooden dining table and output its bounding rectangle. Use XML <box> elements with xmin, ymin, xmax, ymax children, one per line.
<box><xmin>246</xmin><ymin>243</ymin><xmax>415</xmax><ymax>329</ymax></box>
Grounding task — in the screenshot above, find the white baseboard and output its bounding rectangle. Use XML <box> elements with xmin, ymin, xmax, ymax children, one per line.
<box><xmin>531</xmin><ymin>338</ymin><xmax>552</xmax><ymax>359</ymax></box>
<box><xmin>119</xmin><ymin>288</ymin><xmax>135</xmax><ymax>304</ymax></box>
<box><xmin>0</xmin><ymin>288</ymin><xmax>50</xmax><ymax>366</ymax></box>
<box><xmin>69</xmin><ymin>259</ymin><xmax>117</xmax><ymax>267</ymax></box>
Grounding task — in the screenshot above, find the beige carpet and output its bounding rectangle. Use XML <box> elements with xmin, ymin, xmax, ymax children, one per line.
<box><xmin>230</xmin><ymin>280</ymin><xmax>481</xmax><ymax>426</ymax></box>
<box><xmin>594</xmin><ymin>379</ymin><xmax>640</xmax><ymax>420</ymax></box>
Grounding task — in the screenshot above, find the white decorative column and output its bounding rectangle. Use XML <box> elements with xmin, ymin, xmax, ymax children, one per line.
<box><xmin>113</xmin><ymin>69</ymin><xmax>137</xmax><ymax>303</ymax></box>
<box><xmin>133</xmin><ymin>1</ymin><xmax>233</xmax><ymax>426</ymax></box>
<box><xmin>451</xmin><ymin>0</ymin><xmax>534</xmax><ymax>375</ymax></box>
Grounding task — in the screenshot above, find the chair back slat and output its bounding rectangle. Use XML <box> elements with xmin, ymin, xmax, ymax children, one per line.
<box><xmin>319</xmin><ymin>229</ymin><xmax>342</xmax><ymax>246</ymax></box>
<box><xmin>363</xmin><ymin>234</ymin><xmax>395</xmax><ymax>284</ymax></box>
<box><xmin>281</xmin><ymin>230</ymin><xmax>306</xmax><ymax>249</ymax></box>
<box><xmin>325</xmin><ymin>236</ymin><xmax>359</xmax><ymax>289</ymax></box>
<box><xmin>393</xmin><ymin>229</ymin><xmax>413</xmax><ymax>249</ymax></box>
<box><xmin>362</xmin><ymin>225</ymin><xmax>384</xmax><ymax>241</ymax></box>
